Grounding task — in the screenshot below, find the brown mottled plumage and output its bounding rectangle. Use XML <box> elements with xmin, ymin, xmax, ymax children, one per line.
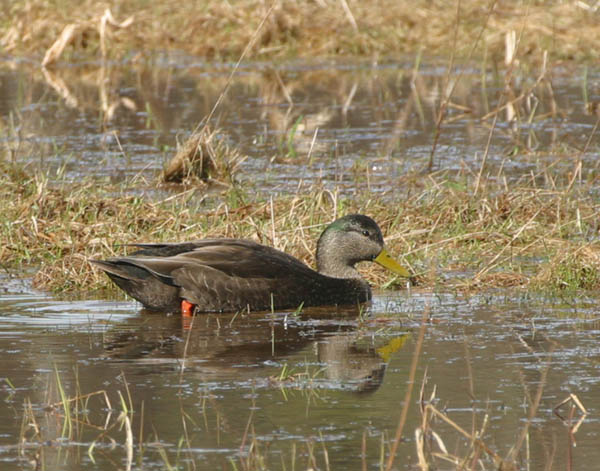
<box><xmin>90</xmin><ymin>214</ymin><xmax>410</xmax><ymax>313</ymax></box>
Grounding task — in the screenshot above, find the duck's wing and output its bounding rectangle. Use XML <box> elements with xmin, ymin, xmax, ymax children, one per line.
<box><xmin>105</xmin><ymin>240</ymin><xmax>320</xmax><ymax>311</ymax></box>
<box><xmin>174</xmin><ymin>241</ymin><xmax>320</xmax><ymax>310</ymax></box>
<box><xmin>180</xmin><ymin>240</ymin><xmax>310</xmax><ymax>274</ymax></box>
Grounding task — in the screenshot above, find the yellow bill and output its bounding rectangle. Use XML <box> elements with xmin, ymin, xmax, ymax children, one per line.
<box><xmin>374</xmin><ymin>247</ymin><xmax>411</xmax><ymax>277</ymax></box>
<box><xmin>376</xmin><ymin>334</ymin><xmax>410</xmax><ymax>362</ymax></box>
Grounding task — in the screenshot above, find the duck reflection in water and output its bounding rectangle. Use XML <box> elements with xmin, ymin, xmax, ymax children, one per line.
<box><xmin>102</xmin><ymin>306</ymin><xmax>409</xmax><ymax>393</ymax></box>
<box><xmin>317</xmin><ymin>333</ymin><xmax>408</xmax><ymax>393</ymax></box>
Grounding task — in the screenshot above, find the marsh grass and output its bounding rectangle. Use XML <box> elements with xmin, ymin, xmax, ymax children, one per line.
<box><xmin>3</xmin><ymin>1</ymin><xmax>600</xmax><ymax>64</ymax></box>
<box><xmin>17</xmin><ymin>366</ymin><xmax>127</xmax><ymax>469</ymax></box>
<box><xmin>3</xmin><ymin>3</ymin><xmax>598</xmax><ymax>470</ymax></box>
<box><xmin>1</xmin><ymin>155</ymin><xmax>600</xmax><ymax>296</ymax></box>
<box><xmin>407</xmin><ymin>342</ymin><xmax>590</xmax><ymax>471</ymax></box>
<box><xmin>536</xmin><ymin>246</ymin><xmax>600</xmax><ymax>292</ymax></box>
<box><xmin>19</xmin><ymin>371</ymin><xmax>327</xmax><ymax>470</ymax></box>
<box><xmin>268</xmin><ymin>362</ymin><xmax>327</xmax><ymax>393</ymax></box>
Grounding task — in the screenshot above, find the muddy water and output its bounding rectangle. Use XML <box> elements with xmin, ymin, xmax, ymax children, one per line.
<box><xmin>1</xmin><ymin>277</ymin><xmax>599</xmax><ymax>470</ymax></box>
<box><xmin>1</xmin><ymin>59</ymin><xmax>600</xmax><ymax>470</ymax></box>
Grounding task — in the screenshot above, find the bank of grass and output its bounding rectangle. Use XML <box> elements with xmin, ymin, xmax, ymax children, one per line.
<box><xmin>1</xmin><ymin>158</ymin><xmax>599</xmax><ymax>297</ymax></box>
<box><xmin>2</xmin><ymin>0</ymin><xmax>599</xmax><ymax>64</ymax></box>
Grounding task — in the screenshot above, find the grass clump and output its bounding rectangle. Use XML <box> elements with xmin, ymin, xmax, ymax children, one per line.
<box><xmin>162</xmin><ymin>126</ymin><xmax>245</xmax><ymax>185</ymax></box>
<box><xmin>532</xmin><ymin>245</ymin><xmax>600</xmax><ymax>293</ymax></box>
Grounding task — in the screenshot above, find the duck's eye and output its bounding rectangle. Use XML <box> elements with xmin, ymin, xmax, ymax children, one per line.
<box><xmin>362</xmin><ymin>229</ymin><xmax>370</xmax><ymax>237</ymax></box>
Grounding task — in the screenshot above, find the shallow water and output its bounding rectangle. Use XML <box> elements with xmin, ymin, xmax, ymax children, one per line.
<box><xmin>1</xmin><ymin>57</ymin><xmax>600</xmax><ymax>470</ymax></box>
<box><xmin>1</xmin><ymin>58</ymin><xmax>598</xmax><ymax>194</ymax></box>
<box><xmin>1</xmin><ymin>276</ymin><xmax>599</xmax><ymax>470</ymax></box>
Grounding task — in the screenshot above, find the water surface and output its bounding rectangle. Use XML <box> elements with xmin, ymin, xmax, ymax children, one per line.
<box><xmin>0</xmin><ymin>277</ymin><xmax>598</xmax><ymax>470</ymax></box>
<box><xmin>1</xmin><ymin>58</ymin><xmax>599</xmax><ymax>470</ymax></box>
<box><xmin>1</xmin><ymin>58</ymin><xmax>598</xmax><ymax>195</ymax></box>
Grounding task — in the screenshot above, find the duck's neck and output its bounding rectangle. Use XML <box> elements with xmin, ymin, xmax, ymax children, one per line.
<box><xmin>316</xmin><ymin>230</ymin><xmax>362</xmax><ymax>279</ymax></box>
<box><xmin>317</xmin><ymin>257</ymin><xmax>361</xmax><ymax>279</ymax></box>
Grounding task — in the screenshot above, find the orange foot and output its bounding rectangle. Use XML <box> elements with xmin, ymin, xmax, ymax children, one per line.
<box><xmin>181</xmin><ymin>300</ymin><xmax>195</xmax><ymax>317</ymax></box>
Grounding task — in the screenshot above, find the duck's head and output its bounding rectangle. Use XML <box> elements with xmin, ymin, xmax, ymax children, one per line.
<box><xmin>316</xmin><ymin>214</ymin><xmax>411</xmax><ymax>279</ymax></box>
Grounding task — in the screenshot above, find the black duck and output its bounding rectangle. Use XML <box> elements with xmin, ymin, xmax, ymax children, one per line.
<box><xmin>91</xmin><ymin>214</ymin><xmax>411</xmax><ymax>314</ymax></box>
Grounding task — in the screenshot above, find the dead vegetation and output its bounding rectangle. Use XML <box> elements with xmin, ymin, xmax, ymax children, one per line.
<box><xmin>2</xmin><ymin>1</ymin><xmax>600</xmax><ymax>64</ymax></box>
<box><xmin>17</xmin><ymin>367</ymin><xmax>134</xmax><ymax>471</ymax></box>
<box><xmin>410</xmin><ymin>352</ymin><xmax>588</xmax><ymax>471</ymax></box>
<box><xmin>162</xmin><ymin>126</ymin><xmax>245</xmax><ymax>184</ymax></box>
<box><xmin>1</xmin><ymin>155</ymin><xmax>599</xmax><ymax>296</ymax></box>
<box><xmin>2</xmin><ymin>2</ymin><xmax>598</xmax><ymax>470</ymax></box>
<box><xmin>40</xmin><ymin>8</ymin><xmax>134</xmax><ymax>67</ymax></box>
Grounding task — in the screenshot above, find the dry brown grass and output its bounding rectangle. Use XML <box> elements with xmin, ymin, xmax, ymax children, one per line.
<box><xmin>2</xmin><ymin>1</ymin><xmax>599</xmax><ymax>64</ymax></box>
<box><xmin>2</xmin><ymin>154</ymin><xmax>600</xmax><ymax>297</ymax></box>
<box><xmin>162</xmin><ymin>126</ymin><xmax>245</xmax><ymax>184</ymax></box>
